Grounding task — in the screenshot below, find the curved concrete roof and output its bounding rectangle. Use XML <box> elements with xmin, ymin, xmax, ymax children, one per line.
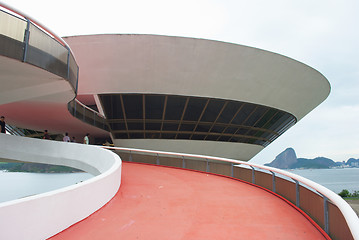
<box><xmin>0</xmin><ymin>55</ymin><xmax>108</xmax><ymax>137</ymax></box>
<box><xmin>65</xmin><ymin>34</ymin><xmax>330</xmax><ymax>120</ymax></box>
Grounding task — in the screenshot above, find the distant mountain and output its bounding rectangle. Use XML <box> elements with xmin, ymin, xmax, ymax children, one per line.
<box><xmin>264</xmin><ymin>148</ymin><xmax>355</xmax><ymax>169</ymax></box>
<box><xmin>265</xmin><ymin>148</ymin><xmax>297</xmax><ymax>169</ymax></box>
<box><xmin>291</xmin><ymin>157</ymin><xmax>335</xmax><ymax>169</ymax></box>
<box><xmin>347</xmin><ymin>158</ymin><xmax>359</xmax><ymax>167</ymax></box>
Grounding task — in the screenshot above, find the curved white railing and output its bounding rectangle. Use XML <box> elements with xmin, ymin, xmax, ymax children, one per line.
<box><xmin>0</xmin><ymin>1</ymin><xmax>73</xmax><ymax>52</ymax></box>
<box><xmin>104</xmin><ymin>146</ymin><xmax>359</xmax><ymax>240</ymax></box>
<box><xmin>67</xmin><ymin>99</ymin><xmax>109</xmax><ymax>131</ymax></box>
<box><xmin>0</xmin><ymin>134</ymin><xmax>122</xmax><ymax>240</ymax></box>
<box><xmin>0</xmin><ymin>2</ymin><xmax>79</xmax><ymax>93</ymax></box>
<box><xmin>74</xmin><ymin>98</ymin><xmax>106</xmax><ymax>118</ymax></box>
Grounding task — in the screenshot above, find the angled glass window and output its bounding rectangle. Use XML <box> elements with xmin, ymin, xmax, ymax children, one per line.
<box><xmin>232</xmin><ymin>104</ymin><xmax>256</xmax><ymax>125</ymax></box>
<box><xmin>196</xmin><ymin>124</ymin><xmax>211</xmax><ymax>133</ymax></box>
<box><xmin>162</xmin><ymin>123</ymin><xmax>179</xmax><ymax>131</ymax></box>
<box><xmin>112</xmin><ymin>95</ymin><xmax>124</xmax><ymax>119</ymax></box>
<box><xmin>122</xmin><ymin>94</ymin><xmax>143</xmax><ymax>119</ymax></box>
<box><xmin>177</xmin><ymin>133</ymin><xmax>191</xmax><ymax>139</ymax></box>
<box><xmin>264</xmin><ymin>112</ymin><xmax>284</xmax><ymax>129</ymax></box>
<box><xmin>145</xmin><ymin>122</ymin><xmax>161</xmax><ymax>130</ymax></box>
<box><xmin>205</xmin><ymin>135</ymin><xmax>219</xmax><ymax>141</ymax></box>
<box><xmin>244</xmin><ymin>107</ymin><xmax>267</xmax><ymax>126</ymax></box>
<box><xmin>179</xmin><ymin>124</ymin><xmax>195</xmax><ymax>132</ymax></box>
<box><xmin>145</xmin><ymin>132</ymin><xmax>160</xmax><ymax>139</ymax></box>
<box><xmin>200</xmin><ymin>99</ymin><xmax>225</xmax><ymax>122</ymax></box>
<box><xmin>145</xmin><ymin>95</ymin><xmax>165</xmax><ymax>119</ymax></box>
<box><xmin>192</xmin><ymin>134</ymin><xmax>206</xmax><ymax>140</ymax></box>
<box><xmin>100</xmin><ymin>95</ymin><xmax>112</xmax><ymax>118</ymax></box>
<box><xmin>98</xmin><ymin>93</ymin><xmax>296</xmax><ymax>147</ymax></box>
<box><xmin>210</xmin><ymin>125</ymin><xmax>226</xmax><ymax>133</ymax></box>
<box><xmin>217</xmin><ymin>102</ymin><xmax>240</xmax><ymax>124</ymax></box>
<box><xmin>114</xmin><ymin>133</ymin><xmax>128</xmax><ymax>139</ymax></box>
<box><xmin>110</xmin><ymin>122</ymin><xmax>126</xmax><ymax>130</ymax></box>
<box><xmin>127</xmin><ymin>122</ymin><xmax>143</xmax><ymax>131</ymax></box>
<box><xmin>162</xmin><ymin>133</ymin><xmax>176</xmax><ymax>139</ymax></box>
<box><xmin>129</xmin><ymin>133</ymin><xmax>144</xmax><ymax>138</ymax></box>
<box><xmin>236</xmin><ymin>128</ymin><xmax>248</xmax><ymax>135</ymax></box>
<box><xmin>183</xmin><ymin>98</ymin><xmax>207</xmax><ymax>121</ymax></box>
<box><xmin>218</xmin><ymin>136</ymin><xmax>231</xmax><ymax>141</ymax></box>
<box><xmin>254</xmin><ymin>109</ymin><xmax>277</xmax><ymax>128</ymax></box>
<box><xmin>165</xmin><ymin>96</ymin><xmax>187</xmax><ymax>120</ymax></box>
<box><xmin>223</xmin><ymin>126</ymin><xmax>237</xmax><ymax>134</ymax></box>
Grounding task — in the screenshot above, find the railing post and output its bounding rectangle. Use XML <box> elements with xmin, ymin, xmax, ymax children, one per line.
<box><xmin>323</xmin><ymin>196</ymin><xmax>329</xmax><ymax>234</ymax></box>
<box><xmin>182</xmin><ymin>156</ymin><xmax>186</xmax><ymax>168</ymax></box>
<box><xmin>129</xmin><ymin>151</ymin><xmax>132</xmax><ymax>162</ymax></box>
<box><xmin>75</xmin><ymin>65</ymin><xmax>79</xmax><ymax>94</ymax></box>
<box><xmin>231</xmin><ymin>163</ymin><xmax>234</xmax><ymax>177</ymax></box>
<box><xmin>83</xmin><ymin>104</ymin><xmax>85</xmax><ymax>121</ymax></box>
<box><xmin>206</xmin><ymin>158</ymin><xmax>209</xmax><ymax>172</ymax></box>
<box><xmin>66</xmin><ymin>47</ymin><xmax>70</xmax><ymax>79</ymax></box>
<box><xmin>270</xmin><ymin>171</ymin><xmax>276</xmax><ymax>193</ymax></box>
<box><xmin>23</xmin><ymin>19</ymin><xmax>30</xmax><ymax>62</ymax></box>
<box><xmin>250</xmin><ymin>166</ymin><xmax>255</xmax><ymax>184</ymax></box>
<box><xmin>156</xmin><ymin>153</ymin><xmax>160</xmax><ymax>165</ymax></box>
<box><xmin>293</xmin><ymin>179</ymin><xmax>300</xmax><ymax>207</ymax></box>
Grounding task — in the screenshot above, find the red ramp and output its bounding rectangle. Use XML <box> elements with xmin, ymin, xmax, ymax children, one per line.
<box><xmin>50</xmin><ymin>162</ymin><xmax>329</xmax><ymax>240</ymax></box>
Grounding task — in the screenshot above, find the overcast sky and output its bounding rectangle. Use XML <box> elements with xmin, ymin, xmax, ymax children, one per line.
<box><xmin>5</xmin><ymin>0</ymin><xmax>359</xmax><ymax>164</ymax></box>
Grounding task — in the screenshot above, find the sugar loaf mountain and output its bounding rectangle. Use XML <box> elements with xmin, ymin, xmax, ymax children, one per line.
<box><xmin>265</xmin><ymin>148</ymin><xmax>359</xmax><ymax>169</ymax></box>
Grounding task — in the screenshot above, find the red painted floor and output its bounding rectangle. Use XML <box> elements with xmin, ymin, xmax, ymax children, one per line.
<box><xmin>50</xmin><ymin>162</ymin><xmax>329</xmax><ymax>240</ymax></box>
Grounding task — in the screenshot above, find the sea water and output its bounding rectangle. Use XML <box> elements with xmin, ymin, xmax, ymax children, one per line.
<box><xmin>291</xmin><ymin>168</ymin><xmax>359</xmax><ymax>194</ymax></box>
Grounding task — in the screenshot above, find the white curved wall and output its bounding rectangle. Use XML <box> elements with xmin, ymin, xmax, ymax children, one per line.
<box><xmin>65</xmin><ymin>34</ymin><xmax>330</xmax><ymax>120</ymax></box>
<box><xmin>0</xmin><ymin>134</ymin><xmax>122</xmax><ymax>240</ymax></box>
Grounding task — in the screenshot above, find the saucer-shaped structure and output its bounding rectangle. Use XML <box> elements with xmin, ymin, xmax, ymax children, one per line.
<box><xmin>64</xmin><ymin>34</ymin><xmax>330</xmax><ymax>160</ymax></box>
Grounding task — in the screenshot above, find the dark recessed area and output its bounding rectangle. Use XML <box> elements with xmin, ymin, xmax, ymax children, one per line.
<box><xmin>99</xmin><ymin>94</ymin><xmax>296</xmax><ymax>146</ymax></box>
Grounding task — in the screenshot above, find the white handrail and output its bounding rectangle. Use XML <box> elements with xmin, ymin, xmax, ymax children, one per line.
<box><xmin>103</xmin><ymin>146</ymin><xmax>359</xmax><ymax>239</ymax></box>
<box><xmin>0</xmin><ymin>1</ymin><xmax>74</xmax><ymax>54</ymax></box>
<box><xmin>74</xmin><ymin>99</ymin><xmax>106</xmax><ymax>118</ymax></box>
<box><xmin>0</xmin><ymin>134</ymin><xmax>122</xmax><ymax>240</ymax></box>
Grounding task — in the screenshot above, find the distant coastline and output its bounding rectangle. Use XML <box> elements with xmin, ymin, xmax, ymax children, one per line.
<box><xmin>265</xmin><ymin>148</ymin><xmax>359</xmax><ymax>170</ymax></box>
